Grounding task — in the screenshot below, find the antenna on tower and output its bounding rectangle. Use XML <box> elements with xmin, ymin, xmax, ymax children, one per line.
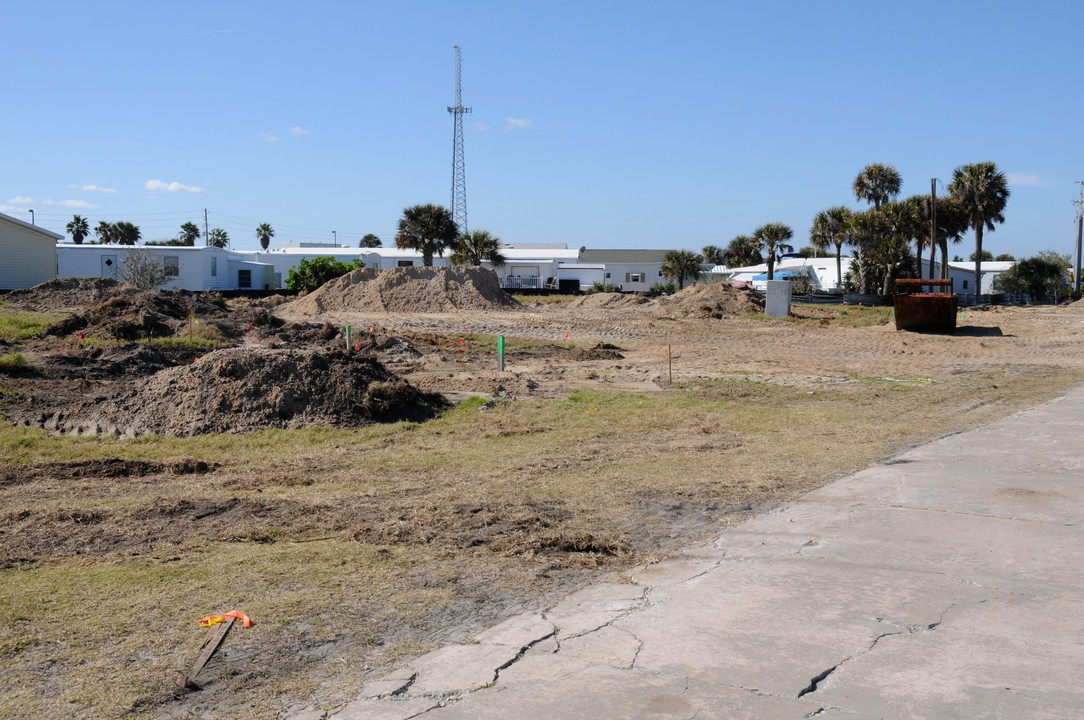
<box><xmin>448</xmin><ymin>46</ymin><xmax>471</xmax><ymax>234</ymax></box>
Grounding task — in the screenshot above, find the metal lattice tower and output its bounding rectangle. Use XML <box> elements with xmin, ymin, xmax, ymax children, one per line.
<box><xmin>448</xmin><ymin>45</ymin><xmax>471</xmax><ymax>234</ymax></box>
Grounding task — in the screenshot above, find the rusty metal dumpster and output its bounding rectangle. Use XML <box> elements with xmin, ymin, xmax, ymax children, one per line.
<box><xmin>894</xmin><ymin>279</ymin><xmax>958</xmax><ymax>332</ymax></box>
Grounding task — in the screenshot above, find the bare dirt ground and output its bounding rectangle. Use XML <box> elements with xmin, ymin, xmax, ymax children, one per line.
<box><xmin>2</xmin><ymin>272</ymin><xmax>1083</xmax><ymax>719</ymax></box>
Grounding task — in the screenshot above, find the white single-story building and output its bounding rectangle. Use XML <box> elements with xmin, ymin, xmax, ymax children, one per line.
<box><xmin>711</xmin><ymin>255</ymin><xmax>1013</xmax><ymax>295</ymax></box>
<box><xmin>712</xmin><ymin>256</ymin><xmax>855</xmax><ymax>292</ymax></box>
<box><xmin>571</xmin><ymin>249</ymin><xmax>670</xmax><ymax>292</ymax></box>
<box><xmin>0</xmin><ymin>211</ymin><xmax>61</xmax><ymax>290</ymax></box>
<box><xmin>57</xmin><ymin>244</ymin><xmax>274</xmax><ymax>291</ymax></box>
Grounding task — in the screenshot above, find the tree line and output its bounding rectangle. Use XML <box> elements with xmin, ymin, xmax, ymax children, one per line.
<box><xmin>697</xmin><ymin>162</ymin><xmax>1013</xmax><ymax>295</ymax></box>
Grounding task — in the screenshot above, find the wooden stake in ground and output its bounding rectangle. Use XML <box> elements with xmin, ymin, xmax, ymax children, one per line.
<box><xmin>176</xmin><ymin>616</ymin><xmax>236</xmax><ymax>688</ymax></box>
<box><xmin>668</xmin><ymin>344</ymin><xmax>672</xmax><ymax>386</ymax></box>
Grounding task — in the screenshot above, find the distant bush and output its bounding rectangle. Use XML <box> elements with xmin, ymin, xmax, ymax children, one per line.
<box><xmin>651</xmin><ymin>281</ymin><xmax>676</xmax><ymax>294</ymax></box>
<box><xmin>286</xmin><ymin>256</ymin><xmax>366</xmax><ymax>292</ymax></box>
<box><xmin>586</xmin><ymin>282</ymin><xmax>619</xmax><ymax>294</ymax></box>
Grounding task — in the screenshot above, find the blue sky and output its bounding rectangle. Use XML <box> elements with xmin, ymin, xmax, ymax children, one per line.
<box><xmin>3</xmin><ymin>1</ymin><xmax>1082</xmax><ymax>257</ymax></box>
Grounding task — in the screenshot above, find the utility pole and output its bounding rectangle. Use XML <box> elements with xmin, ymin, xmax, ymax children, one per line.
<box><xmin>448</xmin><ymin>45</ymin><xmax>471</xmax><ymax>234</ymax></box>
<box><xmin>930</xmin><ymin>178</ymin><xmax>937</xmax><ymax>280</ymax></box>
<box><xmin>1074</xmin><ymin>181</ymin><xmax>1083</xmax><ymax>299</ymax></box>
<box><xmin>204</xmin><ymin>209</ymin><xmax>209</xmax><ymax>247</ymax></box>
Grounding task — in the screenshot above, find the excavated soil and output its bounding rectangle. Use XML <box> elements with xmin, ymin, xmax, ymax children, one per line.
<box><xmin>654</xmin><ymin>282</ymin><xmax>765</xmax><ymax>318</ymax></box>
<box><xmin>567</xmin><ymin>283</ymin><xmax>764</xmax><ymax>318</ymax></box>
<box><xmin>14</xmin><ymin>346</ymin><xmax>446</xmax><ymax>437</ymax></box>
<box><xmin>2</xmin><ymin>276</ymin><xmax>132</xmax><ymax>312</ymax></box>
<box><xmin>285</xmin><ymin>266</ymin><xmax>521</xmax><ymax>314</ymax></box>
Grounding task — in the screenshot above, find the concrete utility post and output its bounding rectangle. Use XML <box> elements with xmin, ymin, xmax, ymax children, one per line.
<box><xmin>1074</xmin><ymin>181</ymin><xmax>1083</xmax><ymax>300</ymax></box>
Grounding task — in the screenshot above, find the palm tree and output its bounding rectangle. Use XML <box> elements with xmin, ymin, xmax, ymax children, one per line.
<box><xmin>810</xmin><ymin>206</ymin><xmax>853</xmax><ymax>290</ymax></box>
<box><xmin>207</xmin><ymin>228</ymin><xmax>229</xmax><ymax>248</ymax></box>
<box><xmin>178</xmin><ymin>222</ymin><xmax>200</xmax><ymax>247</ymax></box>
<box><xmin>701</xmin><ymin>244</ymin><xmax>726</xmax><ymax>266</ymax></box>
<box><xmin>113</xmin><ymin>221</ymin><xmax>142</xmax><ymax>246</ymax></box>
<box><xmin>95</xmin><ymin>220</ymin><xmax>116</xmax><ymax>244</ymax></box>
<box><xmin>450</xmin><ymin>229</ymin><xmax>506</xmax><ymax>267</ymax></box>
<box><xmin>852</xmin><ymin>163</ymin><xmax>902</xmax><ymax>210</ymax></box>
<box><xmin>753</xmin><ymin>223</ymin><xmax>794</xmax><ymax>280</ymax></box>
<box><xmin>660</xmin><ymin>249</ymin><xmax>703</xmax><ymax>290</ymax></box>
<box><xmin>846</xmin><ymin>209</ymin><xmax>888</xmax><ymax>293</ymax></box>
<box><xmin>66</xmin><ymin>215</ymin><xmax>90</xmax><ymax>245</ymax></box>
<box><xmin>256</xmin><ymin>223</ymin><xmax>275</xmax><ymax>250</ymax></box>
<box><xmin>948</xmin><ymin>162</ymin><xmax>1010</xmax><ymax>295</ymax></box>
<box><xmin>933</xmin><ymin>196</ymin><xmax>970</xmax><ymax>279</ymax></box>
<box><xmin>359</xmin><ymin>233</ymin><xmax>382</xmax><ymax>248</ymax></box>
<box><xmin>721</xmin><ymin>235</ymin><xmax>763</xmax><ymax>268</ymax></box>
<box><xmin>394</xmin><ymin>204</ymin><xmax>458</xmax><ymax>266</ymax></box>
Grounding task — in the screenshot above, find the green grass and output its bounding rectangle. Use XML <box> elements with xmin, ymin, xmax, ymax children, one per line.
<box><xmin>0</xmin><ymin>306</ymin><xmax>66</xmax><ymax>342</ymax></box>
<box><xmin>0</xmin><ymin>353</ymin><xmax>29</xmax><ymax>373</ymax></box>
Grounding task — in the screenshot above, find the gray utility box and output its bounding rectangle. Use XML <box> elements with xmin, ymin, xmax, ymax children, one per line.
<box><xmin>765</xmin><ymin>280</ymin><xmax>792</xmax><ymax>318</ymax></box>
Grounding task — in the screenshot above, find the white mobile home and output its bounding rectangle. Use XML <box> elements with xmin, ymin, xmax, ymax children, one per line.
<box><xmin>0</xmin><ymin>212</ymin><xmax>60</xmax><ymax>290</ymax></box>
<box><xmin>57</xmin><ymin>245</ymin><xmax>245</xmax><ymax>291</ymax></box>
<box><xmin>576</xmin><ymin>250</ymin><xmax>670</xmax><ymax>292</ymax></box>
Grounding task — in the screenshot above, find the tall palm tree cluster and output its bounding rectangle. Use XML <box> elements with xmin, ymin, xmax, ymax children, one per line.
<box><xmin>394</xmin><ymin>203</ymin><xmax>506</xmax><ymax>267</ymax></box>
<box><xmin>809</xmin><ymin>162</ymin><xmax>1009</xmax><ymax>294</ymax></box>
<box><xmin>84</xmin><ymin>220</ymin><xmax>141</xmax><ymax>245</ymax></box>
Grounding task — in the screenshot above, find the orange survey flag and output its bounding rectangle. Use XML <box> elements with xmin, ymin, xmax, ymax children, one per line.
<box><xmin>197</xmin><ymin>610</ymin><xmax>253</xmax><ymax>629</ymax></box>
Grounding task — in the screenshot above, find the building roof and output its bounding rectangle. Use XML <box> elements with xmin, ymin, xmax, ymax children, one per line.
<box><xmin>577</xmin><ymin>249</ymin><xmax>671</xmax><ymax>263</ymax></box>
<box><xmin>0</xmin><ymin>212</ymin><xmax>64</xmax><ymax>240</ymax></box>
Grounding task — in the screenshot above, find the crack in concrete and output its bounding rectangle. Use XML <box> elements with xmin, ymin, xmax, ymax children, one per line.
<box><xmin>622</xmin><ymin>626</ymin><xmax>645</xmax><ymax>669</ymax></box>
<box><xmin>881</xmin><ymin>503</ymin><xmax>1079</xmax><ymax>527</ymax></box>
<box><xmin>552</xmin><ymin>587</ymin><xmax>650</xmax><ymax>644</ymax></box>
<box><xmin>381</xmin><ymin>670</ymin><xmax>418</xmax><ymax>698</ymax></box>
<box><xmin>798</xmin><ymin>603</ymin><xmax>955</xmax><ymax>700</ymax></box>
<box><xmin>488</xmin><ymin>627</ymin><xmax>558</xmax><ymax>686</ymax></box>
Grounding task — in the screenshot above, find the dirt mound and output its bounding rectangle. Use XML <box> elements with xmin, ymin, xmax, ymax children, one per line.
<box><xmin>571</xmin><ymin>342</ymin><xmax>625</xmax><ymax>361</ymax></box>
<box><xmin>45</xmin><ymin>290</ymin><xmax>233</xmax><ymax>340</ymax></box>
<box><xmin>27</xmin><ymin>346</ymin><xmax>447</xmax><ymax>437</ymax></box>
<box><xmin>3</xmin><ymin>277</ymin><xmax>132</xmax><ymax>312</ymax></box>
<box><xmin>285</xmin><ymin>266</ymin><xmax>521</xmax><ymax>315</ymax></box>
<box><xmin>655</xmin><ymin>283</ymin><xmax>764</xmax><ymax>318</ymax></box>
<box><xmin>569</xmin><ymin>293</ymin><xmax>650</xmax><ymax>310</ymax></box>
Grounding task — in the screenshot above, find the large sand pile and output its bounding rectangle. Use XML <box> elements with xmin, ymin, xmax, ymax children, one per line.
<box><xmin>654</xmin><ymin>283</ymin><xmax>764</xmax><ymax>318</ymax></box>
<box><xmin>27</xmin><ymin>346</ymin><xmax>447</xmax><ymax>437</ymax></box>
<box><xmin>286</xmin><ymin>266</ymin><xmax>521</xmax><ymax>315</ymax></box>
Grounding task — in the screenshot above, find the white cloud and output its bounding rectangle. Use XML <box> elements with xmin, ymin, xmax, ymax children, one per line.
<box><xmin>0</xmin><ymin>205</ymin><xmax>28</xmax><ymax>213</ymax></box>
<box><xmin>290</xmin><ymin>126</ymin><xmax>312</xmax><ymax>136</ymax></box>
<box><xmin>144</xmin><ymin>179</ymin><xmax>205</xmax><ymax>194</ymax></box>
<box><xmin>43</xmin><ymin>198</ymin><xmax>100</xmax><ymax>209</ymax></box>
<box><xmin>505</xmin><ymin>117</ymin><xmax>533</xmax><ymax>130</ymax></box>
<box><xmin>72</xmin><ymin>184</ymin><xmax>118</xmax><ymax>193</ymax></box>
<box><xmin>1006</xmin><ymin>173</ymin><xmax>1048</xmax><ymax>187</ymax></box>
<box><xmin>473</xmin><ymin>122</ymin><xmax>489</xmax><ymax>132</ymax></box>
<box><xmin>8</xmin><ymin>196</ymin><xmax>35</xmax><ymax>204</ymax></box>
<box><xmin>258</xmin><ymin>132</ymin><xmax>280</xmax><ymax>143</ymax></box>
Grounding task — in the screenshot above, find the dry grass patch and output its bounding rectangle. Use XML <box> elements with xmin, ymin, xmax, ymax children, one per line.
<box><xmin>0</xmin><ymin>364</ymin><xmax>1080</xmax><ymax>718</ymax></box>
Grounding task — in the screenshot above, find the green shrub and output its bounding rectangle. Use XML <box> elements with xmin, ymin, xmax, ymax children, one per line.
<box><xmin>651</xmin><ymin>281</ymin><xmax>676</xmax><ymax>294</ymax></box>
<box><xmin>286</xmin><ymin>256</ymin><xmax>366</xmax><ymax>292</ymax></box>
<box><xmin>0</xmin><ymin>352</ymin><xmax>28</xmax><ymax>373</ymax></box>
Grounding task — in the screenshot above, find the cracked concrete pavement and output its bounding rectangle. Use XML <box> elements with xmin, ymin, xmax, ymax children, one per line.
<box><xmin>310</xmin><ymin>384</ymin><xmax>1084</xmax><ymax>720</ymax></box>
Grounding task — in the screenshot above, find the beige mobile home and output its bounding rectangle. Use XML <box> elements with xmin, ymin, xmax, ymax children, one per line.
<box><xmin>0</xmin><ymin>212</ymin><xmax>60</xmax><ymax>290</ymax></box>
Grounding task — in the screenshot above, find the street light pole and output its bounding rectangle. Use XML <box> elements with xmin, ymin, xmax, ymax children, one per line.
<box><xmin>332</xmin><ymin>230</ymin><xmax>337</xmax><ymax>246</ymax></box>
<box><xmin>28</xmin><ymin>209</ymin><xmax>34</xmax><ymax>226</ymax></box>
